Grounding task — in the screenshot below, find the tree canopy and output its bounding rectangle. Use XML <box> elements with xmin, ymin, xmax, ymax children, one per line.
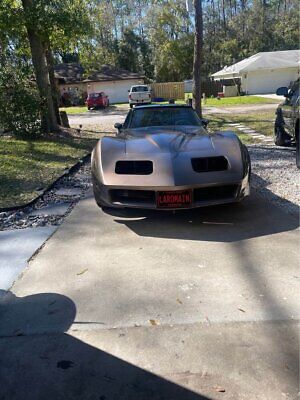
<box><xmin>0</xmin><ymin>0</ymin><xmax>298</xmax><ymax>134</ymax></box>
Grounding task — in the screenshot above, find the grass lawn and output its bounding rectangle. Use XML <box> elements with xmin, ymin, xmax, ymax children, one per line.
<box><xmin>205</xmin><ymin>110</ymin><xmax>275</xmax><ymax>143</ymax></box>
<box><xmin>0</xmin><ymin>135</ymin><xmax>97</xmax><ymax>208</ymax></box>
<box><xmin>60</xmin><ymin>106</ymin><xmax>88</xmax><ymax>114</ymax></box>
<box><xmin>60</xmin><ymin>103</ymin><xmax>131</xmax><ymax>114</ymax></box>
<box><xmin>60</xmin><ymin>95</ymin><xmax>279</xmax><ymax>115</ymax></box>
<box><xmin>220</xmin><ymin>111</ymin><xmax>275</xmax><ymax>136</ymax></box>
<box><xmin>205</xmin><ymin>114</ymin><xmax>254</xmax><ymax>145</ymax></box>
<box><xmin>185</xmin><ymin>94</ymin><xmax>279</xmax><ymax>107</ymax></box>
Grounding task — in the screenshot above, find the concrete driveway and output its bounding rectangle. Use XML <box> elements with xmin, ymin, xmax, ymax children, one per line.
<box><xmin>0</xmin><ymin>187</ymin><xmax>299</xmax><ymax>399</ymax></box>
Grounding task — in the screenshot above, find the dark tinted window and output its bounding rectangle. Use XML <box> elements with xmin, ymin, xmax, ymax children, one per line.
<box><xmin>131</xmin><ymin>86</ymin><xmax>149</xmax><ymax>92</ymax></box>
<box><xmin>129</xmin><ymin>107</ymin><xmax>202</xmax><ymax>128</ymax></box>
<box><xmin>122</xmin><ymin>110</ymin><xmax>132</xmax><ymax>129</ymax></box>
<box><xmin>89</xmin><ymin>93</ymin><xmax>101</xmax><ymax>98</ymax></box>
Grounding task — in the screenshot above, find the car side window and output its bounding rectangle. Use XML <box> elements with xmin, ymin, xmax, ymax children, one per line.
<box><xmin>122</xmin><ymin>110</ymin><xmax>132</xmax><ymax>129</ymax></box>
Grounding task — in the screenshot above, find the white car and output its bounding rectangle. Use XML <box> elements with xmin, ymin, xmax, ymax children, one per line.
<box><xmin>128</xmin><ymin>85</ymin><xmax>151</xmax><ymax>108</ymax></box>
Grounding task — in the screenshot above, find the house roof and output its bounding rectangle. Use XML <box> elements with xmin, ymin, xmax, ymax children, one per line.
<box><xmin>54</xmin><ymin>63</ymin><xmax>144</xmax><ymax>84</ymax></box>
<box><xmin>212</xmin><ymin>50</ymin><xmax>300</xmax><ymax>79</ymax></box>
<box><xmin>54</xmin><ymin>63</ymin><xmax>84</xmax><ymax>83</ymax></box>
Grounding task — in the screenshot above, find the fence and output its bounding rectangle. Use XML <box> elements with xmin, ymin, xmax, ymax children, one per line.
<box><xmin>184</xmin><ymin>80</ymin><xmax>223</xmax><ymax>98</ymax></box>
<box><xmin>150</xmin><ymin>80</ymin><xmax>223</xmax><ymax>101</ymax></box>
<box><xmin>150</xmin><ymin>82</ymin><xmax>185</xmax><ymax>100</ymax></box>
<box><xmin>201</xmin><ymin>80</ymin><xmax>223</xmax><ymax>97</ymax></box>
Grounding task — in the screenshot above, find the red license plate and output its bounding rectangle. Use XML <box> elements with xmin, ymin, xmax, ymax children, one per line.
<box><xmin>157</xmin><ymin>190</ymin><xmax>192</xmax><ymax>208</ymax></box>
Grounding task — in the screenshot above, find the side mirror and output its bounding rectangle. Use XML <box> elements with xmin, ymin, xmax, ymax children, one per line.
<box><xmin>276</xmin><ymin>87</ymin><xmax>289</xmax><ymax>97</ymax></box>
<box><xmin>201</xmin><ymin>118</ymin><xmax>209</xmax><ymax>128</ymax></box>
<box><xmin>114</xmin><ymin>122</ymin><xmax>123</xmax><ymax>130</ymax></box>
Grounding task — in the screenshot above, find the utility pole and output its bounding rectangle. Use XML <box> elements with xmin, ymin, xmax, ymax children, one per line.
<box><xmin>192</xmin><ymin>0</ymin><xmax>203</xmax><ymax>117</ymax></box>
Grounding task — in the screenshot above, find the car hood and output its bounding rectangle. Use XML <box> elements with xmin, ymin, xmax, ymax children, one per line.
<box><xmin>121</xmin><ymin>126</ymin><xmax>213</xmax><ymax>154</ymax></box>
<box><xmin>94</xmin><ymin>126</ymin><xmax>244</xmax><ymax>187</ymax></box>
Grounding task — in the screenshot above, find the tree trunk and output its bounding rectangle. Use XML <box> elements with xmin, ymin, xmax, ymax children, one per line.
<box><xmin>193</xmin><ymin>0</ymin><xmax>203</xmax><ymax>118</ymax></box>
<box><xmin>44</xmin><ymin>40</ymin><xmax>61</xmax><ymax>125</ymax></box>
<box><xmin>21</xmin><ymin>0</ymin><xmax>58</xmax><ymax>133</ymax></box>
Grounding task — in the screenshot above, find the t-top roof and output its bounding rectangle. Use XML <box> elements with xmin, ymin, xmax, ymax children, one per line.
<box><xmin>212</xmin><ymin>50</ymin><xmax>300</xmax><ymax>78</ymax></box>
<box><xmin>132</xmin><ymin>104</ymin><xmax>192</xmax><ymax>109</ymax></box>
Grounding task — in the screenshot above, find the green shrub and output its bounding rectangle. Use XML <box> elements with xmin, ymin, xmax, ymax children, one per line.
<box><xmin>0</xmin><ymin>57</ymin><xmax>41</xmax><ymax>137</ymax></box>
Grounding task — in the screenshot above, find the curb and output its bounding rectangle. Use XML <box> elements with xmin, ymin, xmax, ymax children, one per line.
<box><xmin>0</xmin><ymin>153</ymin><xmax>91</xmax><ymax>213</ymax></box>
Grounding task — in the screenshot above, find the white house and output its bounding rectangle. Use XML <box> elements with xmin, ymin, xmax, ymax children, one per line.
<box><xmin>211</xmin><ymin>50</ymin><xmax>300</xmax><ymax>95</ymax></box>
<box><xmin>55</xmin><ymin>63</ymin><xmax>144</xmax><ymax>104</ymax></box>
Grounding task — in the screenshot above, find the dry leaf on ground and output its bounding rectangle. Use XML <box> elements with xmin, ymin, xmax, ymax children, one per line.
<box><xmin>149</xmin><ymin>319</ymin><xmax>159</xmax><ymax>326</ymax></box>
<box><xmin>77</xmin><ymin>268</ymin><xmax>88</xmax><ymax>276</ymax></box>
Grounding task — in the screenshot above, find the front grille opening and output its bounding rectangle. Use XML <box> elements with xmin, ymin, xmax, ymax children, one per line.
<box><xmin>110</xmin><ymin>189</ymin><xmax>155</xmax><ymax>204</ymax></box>
<box><xmin>115</xmin><ymin>160</ymin><xmax>153</xmax><ymax>175</ymax></box>
<box><xmin>194</xmin><ymin>185</ymin><xmax>238</xmax><ymax>202</ymax></box>
<box><xmin>191</xmin><ymin>156</ymin><xmax>228</xmax><ymax>172</ymax></box>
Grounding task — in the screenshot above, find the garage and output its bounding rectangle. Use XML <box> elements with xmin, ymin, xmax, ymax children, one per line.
<box><xmin>87</xmin><ymin>79</ymin><xmax>142</xmax><ymax>103</ymax></box>
<box><xmin>212</xmin><ymin>50</ymin><xmax>300</xmax><ymax>95</ymax></box>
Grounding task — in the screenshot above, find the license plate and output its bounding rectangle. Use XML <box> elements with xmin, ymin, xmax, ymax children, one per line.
<box><xmin>157</xmin><ymin>190</ymin><xmax>192</xmax><ymax>208</ymax></box>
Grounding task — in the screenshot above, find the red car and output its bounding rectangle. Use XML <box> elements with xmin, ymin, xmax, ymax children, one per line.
<box><xmin>86</xmin><ymin>92</ymin><xmax>109</xmax><ymax>110</ymax></box>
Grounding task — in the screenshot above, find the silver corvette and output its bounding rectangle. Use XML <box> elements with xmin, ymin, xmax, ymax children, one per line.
<box><xmin>91</xmin><ymin>105</ymin><xmax>251</xmax><ymax>209</ymax></box>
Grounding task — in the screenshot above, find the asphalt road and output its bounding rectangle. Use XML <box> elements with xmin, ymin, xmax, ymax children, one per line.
<box><xmin>0</xmin><ymin>189</ymin><xmax>299</xmax><ymax>399</ymax></box>
<box><xmin>67</xmin><ymin>103</ymin><xmax>279</xmax><ymax>130</ymax></box>
<box><xmin>68</xmin><ymin>108</ymin><xmax>127</xmax><ymax>129</ymax></box>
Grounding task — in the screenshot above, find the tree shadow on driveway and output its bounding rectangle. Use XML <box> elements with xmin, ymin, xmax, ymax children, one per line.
<box><xmin>103</xmin><ymin>190</ymin><xmax>298</xmax><ymax>243</ymax></box>
<box><xmin>99</xmin><ymin>184</ymin><xmax>299</xmax><ymax>396</ymax></box>
<box><xmin>0</xmin><ymin>290</ymin><xmax>211</xmax><ymax>400</ymax></box>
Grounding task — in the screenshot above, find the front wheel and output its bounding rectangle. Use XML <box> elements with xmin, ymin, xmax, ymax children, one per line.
<box><xmin>129</xmin><ymin>103</ymin><xmax>133</xmax><ymax>109</ymax></box>
<box><xmin>274</xmin><ymin>124</ymin><xmax>286</xmax><ymax>146</ymax></box>
<box><xmin>296</xmin><ymin>133</ymin><xmax>300</xmax><ymax>169</ymax></box>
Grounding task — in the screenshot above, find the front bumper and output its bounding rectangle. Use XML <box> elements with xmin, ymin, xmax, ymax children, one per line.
<box><xmin>129</xmin><ymin>99</ymin><xmax>151</xmax><ymax>105</ymax></box>
<box><xmin>92</xmin><ymin>177</ymin><xmax>250</xmax><ymax>209</ymax></box>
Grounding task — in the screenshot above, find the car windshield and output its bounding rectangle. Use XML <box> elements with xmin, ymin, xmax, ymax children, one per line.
<box><xmin>129</xmin><ymin>107</ymin><xmax>202</xmax><ymax>128</ymax></box>
<box><xmin>131</xmin><ymin>86</ymin><xmax>149</xmax><ymax>92</ymax></box>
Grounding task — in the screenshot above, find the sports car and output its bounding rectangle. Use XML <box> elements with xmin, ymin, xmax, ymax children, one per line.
<box><xmin>91</xmin><ymin>104</ymin><xmax>251</xmax><ymax>209</ymax></box>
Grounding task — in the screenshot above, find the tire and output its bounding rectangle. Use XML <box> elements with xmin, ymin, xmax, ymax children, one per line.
<box><xmin>129</xmin><ymin>104</ymin><xmax>133</xmax><ymax>109</ymax></box>
<box><xmin>296</xmin><ymin>128</ymin><xmax>300</xmax><ymax>169</ymax></box>
<box><xmin>274</xmin><ymin>123</ymin><xmax>286</xmax><ymax>146</ymax></box>
<box><xmin>88</xmin><ymin>106</ymin><xmax>91</xmax><ymax>110</ymax></box>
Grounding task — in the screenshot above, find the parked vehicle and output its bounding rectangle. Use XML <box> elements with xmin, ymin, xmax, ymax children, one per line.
<box><xmin>86</xmin><ymin>92</ymin><xmax>109</xmax><ymax>110</ymax></box>
<box><xmin>128</xmin><ymin>85</ymin><xmax>151</xmax><ymax>108</ymax></box>
<box><xmin>91</xmin><ymin>104</ymin><xmax>251</xmax><ymax>209</ymax></box>
<box><xmin>274</xmin><ymin>79</ymin><xmax>299</xmax><ymax>168</ymax></box>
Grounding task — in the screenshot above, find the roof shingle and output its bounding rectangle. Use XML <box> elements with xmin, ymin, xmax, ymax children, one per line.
<box><xmin>54</xmin><ymin>63</ymin><xmax>144</xmax><ymax>83</ymax></box>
